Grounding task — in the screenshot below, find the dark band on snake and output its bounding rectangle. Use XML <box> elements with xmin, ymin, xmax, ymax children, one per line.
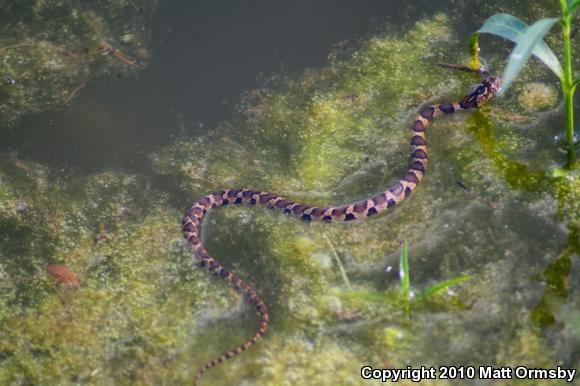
<box><xmin>182</xmin><ymin>76</ymin><xmax>502</xmax><ymax>385</ymax></box>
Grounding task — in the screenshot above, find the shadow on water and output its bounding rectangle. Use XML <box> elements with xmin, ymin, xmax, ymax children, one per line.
<box><xmin>467</xmin><ymin>110</ymin><xmax>578</xmax><ymax>329</ymax></box>
<box><xmin>466</xmin><ymin>110</ymin><xmax>547</xmax><ymax>192</ymax></box>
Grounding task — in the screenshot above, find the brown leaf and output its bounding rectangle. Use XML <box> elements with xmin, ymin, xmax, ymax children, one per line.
<box><xmin>47</xmin><ymin>264</ymin><xmax>80</xmax><ymax>288</ymax></box>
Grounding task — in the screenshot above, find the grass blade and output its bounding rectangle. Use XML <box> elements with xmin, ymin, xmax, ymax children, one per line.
<box><xmin>399</xmin><ymin>240</ymin><xmax>410</xmax><ymax>318</ymax></box>
<box><xmin>501</xmin><ymin>18</ymin><xmax>559</xmax><ymax>92</ymax></box>
<box><xmin>416</xmin><ymin>275</ymin><xmax>472</xmax><ymax>302</ymax></box>
<box><xmin>399</xmin><ymin>240</ymin><xmax>410</xmax><ymax>297</ymax></box>
<box><xmin>569</xmin><ymin>1</ymin><xmax>580</xmax><ymax>15</ymax></box>
<box><xmin>477</xmin><ymin>14</ymin><xmax>562</xmax><ymax>81</ymax></box>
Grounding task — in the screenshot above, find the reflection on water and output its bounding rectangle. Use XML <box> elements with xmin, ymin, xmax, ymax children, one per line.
<box><xmin>0</xmin><ymin>1</ymin><xmax>578</xmax><ymax>385</ymax></box>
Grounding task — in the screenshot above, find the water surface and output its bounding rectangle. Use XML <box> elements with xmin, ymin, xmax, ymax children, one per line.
<box><xmin>0</xmin><ymin>1</ymin><xmax>578</xmax><ymax>385</ymax></box>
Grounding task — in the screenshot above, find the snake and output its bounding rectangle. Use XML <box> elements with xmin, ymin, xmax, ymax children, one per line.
<box><xmin>182</xmin><ymin>76</ymin><xmax>502</xmax><ymax>385</ymax></box>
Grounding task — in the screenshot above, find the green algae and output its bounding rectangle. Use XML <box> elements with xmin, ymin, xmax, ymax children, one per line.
<box><xmin>0</xmin><ymin>159</ymin><xmax>221</xmax><ymax>385</ymax></box>
<box><xmin>0</xmin><ymin>176</ymin><xmax>15</xmax><ymax>215</ymax></box>
<box><xmin>0</xmin><ymin>3</ymin><xmax>579</xmax><ymax>386</ymax></box>
<box><xmin>150</xmin><ymin>12</ymin><xmax>577</xmax><ymax>384</ymax></box>
<box><xmin>517</xmin><ymin>82</ymin><xmax>559</xmax><ymax>111</ymax></box>
<box><xmin>0</xmin><ymin>0</ymin><xmax>156</xmax><ymax>128</ymax></box>
<box><xmin>152</xmin><ymin>10</ymin><xmax>577</xmax><ymax>384</ymax></box>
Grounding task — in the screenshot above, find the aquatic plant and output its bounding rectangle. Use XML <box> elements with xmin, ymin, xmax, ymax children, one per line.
<box><xmin>470</xmin><ymin>1</ymin><xmax>580</xmax><ymax>168</ymax></box>
<box><xmin>399</xmin><ymin>240</ymin><xmax>411</xmax><ymax>317</ymax></box>
<box><xmin>339</xmin><ymin>240</ymin><xmax>471</xmax><ymax>319</ymax></box>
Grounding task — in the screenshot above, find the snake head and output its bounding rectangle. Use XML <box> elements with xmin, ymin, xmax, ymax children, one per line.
<box><xmin>461</xmin><ymin>76</ymin><xmax>502</xmax><ymax>108</ymax></box>
<box><xmin>485</xmin><ymin>76</ymin><xmax>502</xmax><ymax>96</ymax></box>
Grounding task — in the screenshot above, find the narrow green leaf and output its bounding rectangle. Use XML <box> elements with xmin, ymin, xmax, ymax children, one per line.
<box><xmin>568</xmin><ymin>0</ymin><xmax>580</xmax><ymax>14</ymax></box>
<box><xmin>477</xmin><ymin>14</ymin><xmax>563</xmax><ymax>80</ymax></box>
<box><xmin>398</xmin><ymin>240</ymin><xmax>410</xmax><ymax>319</ymax></box>
<box><xmin>416</xmin><ymin>275</ymin><xmax>472</xmax><ymax>302</ymax></box>
<box><xmin>399</xmin><ymin>240</ymin><xmax>410</xmax><ymax>298</ymax></box>
<box><xmin>501</xmin><ymin>18</ymin><xmax>560</xmax><ymax>92</ymax></box>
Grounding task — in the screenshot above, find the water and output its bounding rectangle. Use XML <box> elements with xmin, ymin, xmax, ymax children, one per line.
<box><xmin>0</xmin><ymin>1</ymin><xmax>578</xmax><ymax>385</ymax></box>
<box><xmin>1</xmin><ymin>0</ymin><xmax>419</xmax><ymax>170</ymax></box>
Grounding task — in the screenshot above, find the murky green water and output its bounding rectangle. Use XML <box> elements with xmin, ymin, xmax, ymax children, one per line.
<box><xmin>0</xmin><ymin>1</ymin><xmax>578</xmax><ymax>385</ymax></box>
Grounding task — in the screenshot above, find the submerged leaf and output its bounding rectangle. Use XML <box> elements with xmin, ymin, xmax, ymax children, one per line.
<box><xmin>339</xmin><ymin>290</ymin><xmax>392</xmax><ymax>303</ymax></box>
<box><xmin>47</xmin><ymin>264</ymin><xmax>80</xmax><ymax>288</ymax></box>
<box><xmin>477</xmin><ymin>14</ymin><xmax>562</xmax><ymax>81</ymax></box>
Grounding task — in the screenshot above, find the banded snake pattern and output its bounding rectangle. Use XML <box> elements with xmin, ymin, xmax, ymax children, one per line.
<box><xmin>182</xmin><ymin>76</ymin><xmax>502</xmax><ymax>385</ymax></box>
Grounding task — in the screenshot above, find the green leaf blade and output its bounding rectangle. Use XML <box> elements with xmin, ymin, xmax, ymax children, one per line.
<box><xmin>398</xmin><ymin>240</ymin><xmax>410</xmax><ymax>319</ymax></box>
<box><xmin>477</xmin><ymin>13</ymin><xmax>530</xmax><ymax>42</ymax></box>
<box><xmin>569</xmin><ymin>0</ymin><xmax>580</xmax><ymax>15</ymax></box>
<box><xmin>477</xmin><ymin>14</ymin><xmax>563</xmax><ymax>81</ymax></box>
<box><xmin>501</xmin><ymin>18</ymin><xmax>560</xmax><ymax>92</ymax></box>
<box><xmin>399</xmin><ymin>240</ymin><xmax>410</xmax><ymax>298</ymax></box>
<box><xmin>416</xmin><ymin>275</ymin><xmax>472</xmax><ymax>302</ymax></box>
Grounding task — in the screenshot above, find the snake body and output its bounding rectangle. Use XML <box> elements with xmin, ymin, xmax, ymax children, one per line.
<box><xmin>182</xmin><ymin>76</ymin><xmax>502</xmax><ymax>385</ymax></box>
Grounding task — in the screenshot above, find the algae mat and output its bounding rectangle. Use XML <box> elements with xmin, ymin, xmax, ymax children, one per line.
<box><xmin>0</xmin><ymin>3</ymin><xmax>579</xmax><ymax>386</ymax></box>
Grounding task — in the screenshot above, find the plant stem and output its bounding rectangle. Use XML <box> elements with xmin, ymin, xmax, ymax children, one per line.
<box><xmin>561</xmin><ymin>4</ymin><xmax>577</xmax><ymax>168</ymax></box>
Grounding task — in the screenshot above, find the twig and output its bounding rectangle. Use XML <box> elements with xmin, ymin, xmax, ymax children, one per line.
<box><xmin>98</xmin><ymin>42</ymin><xmax>137</xmax><ymax>67</ymax></box>
<box><xmin>454</xmin><ymin>180</ymin><xmax>471</xmax><ymax>192</ymax></box>
<box><xmin>63</xmin><ymin>83</ymin><xmax>86</xmax><ymax>104</ymax></box>
<box><xmin>437</xmin><ymin>62</ymin><xmax>490</xmax><ymax>74</ymax></box>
